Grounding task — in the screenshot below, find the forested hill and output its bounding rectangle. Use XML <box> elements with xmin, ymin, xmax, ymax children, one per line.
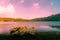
<box><xmin>32</xmin><ymin>13</ymin><xmax>60</xmax><ymax>21</ymax></box>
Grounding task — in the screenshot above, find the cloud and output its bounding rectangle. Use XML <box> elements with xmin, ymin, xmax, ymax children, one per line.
<box><xmin>0</xmin><ymin>0</ymin><xmax>11</xmax><ymax>6</ymax></box>
<box><xmin>0</xmin><ymin>6</ymin><xmax>5</xmax><ymax>13</ymax></box>
<box><xmin>0</xmin><ymin>0</ymin><xmax>59</xmax><ymax>19</ymax></box>
<box><xmin>0</xmin><ymin>4</ymin><xmax>15</xmax><ymax>17</ymax></box>
<box><xmin>19</xmin><ymin>0</ymin><xmax>25</xmax><ymax>4</ymax></box>
<box><xmin>6</xmin><ymin>4</ymin><xmax>15</xmax><ymax>14</ymax></box>
<box><xmin>12</xmin><ymin>0</ymin><xmax>58</xmax><ymax>19</ymax></box>
<box><xmin>32</xmin><ymin>3</ymin><xmax>40</xmax><ymax>8</ymax></box>
<box><xmin>50</xmin><ymin>2</ymin><xmax>54</xmax><ymax>6</ymax></box>
<box><xmin>14</xmin><ymin>6</ymin><xmax>55</xmax><ymax>19</ymax></box>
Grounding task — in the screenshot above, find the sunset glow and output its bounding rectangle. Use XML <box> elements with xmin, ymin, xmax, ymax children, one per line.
<box><xmin>0</xmin><ymin>0</ymin><xmax>60</xmax><ymax>19</ymax></box>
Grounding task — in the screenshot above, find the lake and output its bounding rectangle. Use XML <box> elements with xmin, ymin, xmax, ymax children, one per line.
<box><xmin>0</xmin><ymin>21</ymin><xmax>60</xmax><ymax>34</ymax></box>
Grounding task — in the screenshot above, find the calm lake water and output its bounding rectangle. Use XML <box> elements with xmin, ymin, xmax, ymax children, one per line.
<box><xmin>0</xmin><ymin>22</ymin><xmax>60</xmax><ymax>34</ymax></box>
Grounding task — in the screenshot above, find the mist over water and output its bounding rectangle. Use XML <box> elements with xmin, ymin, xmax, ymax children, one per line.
<box><xmin>0</xmin><ymin>22</ymin><xmax>60</xmax><ymax>34</ymax></box>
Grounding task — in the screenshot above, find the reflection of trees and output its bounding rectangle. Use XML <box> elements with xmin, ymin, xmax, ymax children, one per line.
<box><xmin>4</xmin><ymin>20</ymin><xmax>8</xmax><ymax>22</ymax></box>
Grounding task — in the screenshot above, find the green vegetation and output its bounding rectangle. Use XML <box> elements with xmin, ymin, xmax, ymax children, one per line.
<box><xmin>0</xmin><ymin>27</ymin><xmax>60</xmax><ymax>40</ymax></box>
<box><xmin>9</xmin><ymin>26</ymin><xmax>35</xmax><ymax>35</ymax></box>
<box><xmin>0</xmin><ymin>31</ymin><xmax>60</xmax><ymax>40</ymax></box>
<box><xmin>32</xmin><ymin>13</ymin><xmax>60</xmax><ymax>21</ymax></box>
<box><xmin>0</xmin><ymin>18</ymin><xmax>31</xmax><ymax>22</ymax></box>
<box><xmin>0</xmin><ymin>13</ymin><xmax>60</xmax><ymax>22</ymax></box>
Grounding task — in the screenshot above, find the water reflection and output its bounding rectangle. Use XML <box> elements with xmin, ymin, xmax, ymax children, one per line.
<box><xmin>0</xmin><ymin>22</ymin><xmax>60</xmax><ymax>34</ymax></box>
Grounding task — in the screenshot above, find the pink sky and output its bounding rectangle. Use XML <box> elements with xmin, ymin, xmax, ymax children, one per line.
<box><xmin>0</xmin><ymin>0</ymin><xmax>60</xmax><ymax>19</ymax></box>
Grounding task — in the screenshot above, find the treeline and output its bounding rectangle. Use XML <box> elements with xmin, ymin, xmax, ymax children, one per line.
<box><xmin>0</xmin><ymin>18</ymin><xmax>31</xmax><ymax>22</ymax></box>
<box><xmin>32</xmin><ymin>13</ymin><xmax>60</xmax><ymax>21</ymax></box>
<box><xmin>0</xmin><ymin>13</ymin><xmax>60</xmax><ymax>22</ymax></box>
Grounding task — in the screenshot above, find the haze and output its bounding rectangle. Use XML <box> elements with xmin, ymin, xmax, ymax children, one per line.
<box><xmin>0</xmin><ymin>0</ymin><xmax>60</xmax><ymax>19</ymax></box>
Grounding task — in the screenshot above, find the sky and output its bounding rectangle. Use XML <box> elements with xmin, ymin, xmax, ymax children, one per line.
<box><xmin>0</xmin><ymin>0</ymin><xmax>60</xmax><ymax>19</ymax></box>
